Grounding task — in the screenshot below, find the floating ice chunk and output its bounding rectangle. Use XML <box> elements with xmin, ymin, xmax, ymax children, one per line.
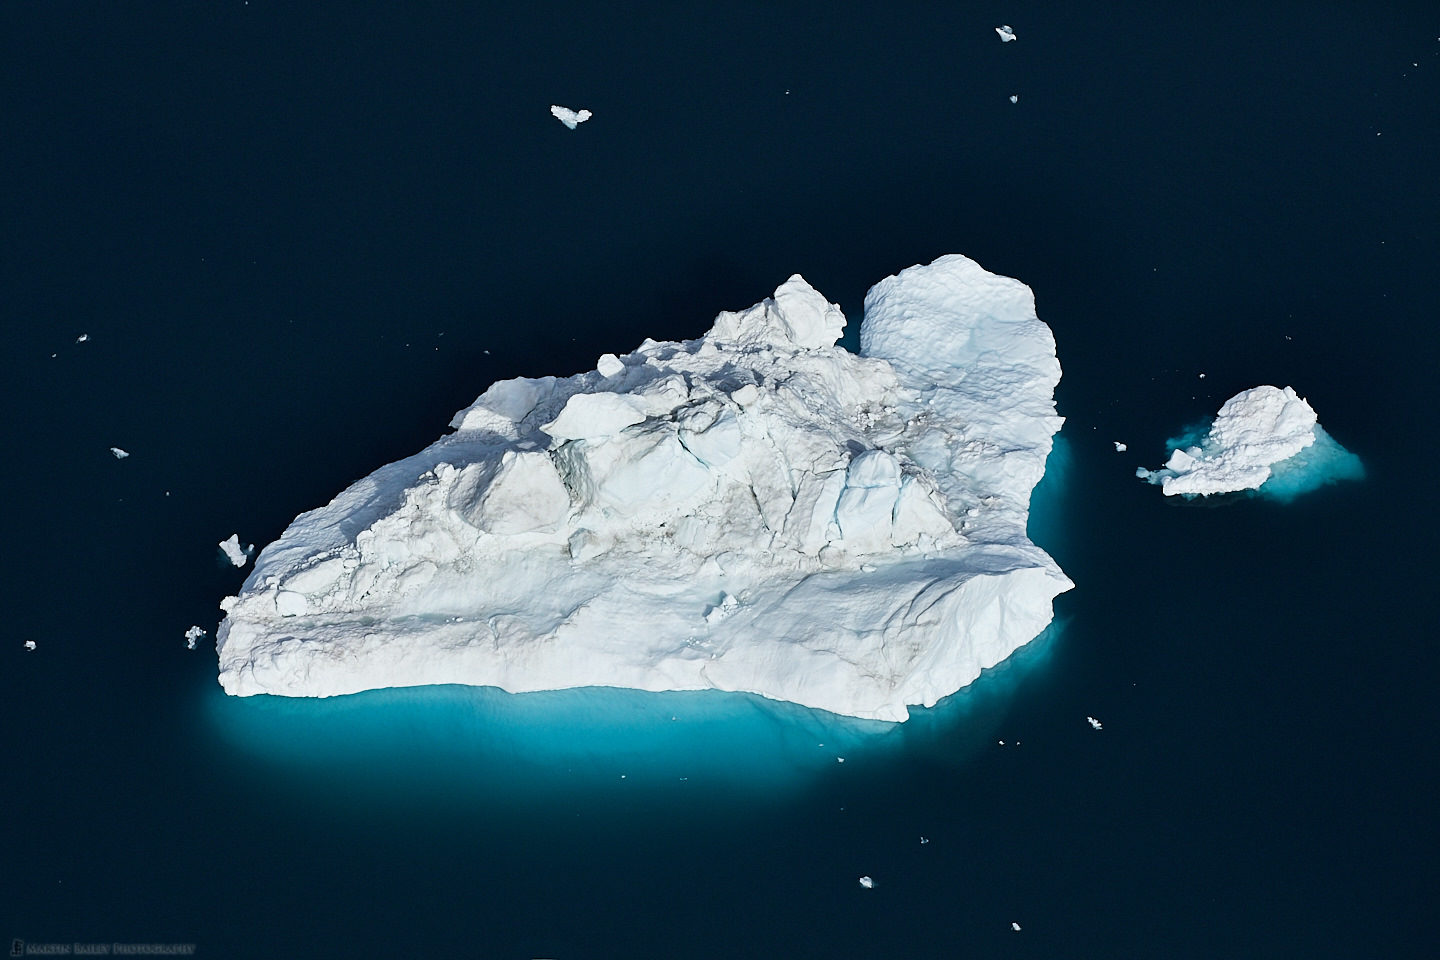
<box><xmin>76</xmin><ymin>333</ymin><xmax>90</xmax><ymax>343</ymax></box>
<box><xmin>858</xmin><ymin>876</ymin><xmax>874</xmax><ymax>889</ymax></box>
<box><xmin>219</xmin><ymin>535</ymin><xmax>253</xmax><ymax>568</ymax></box>
<box><xmin>1012</xmin><ymin>922</ymin><xmax>1022</xmax><ymax>932</ymax></box>
<box><xmin>996</xmin><ymin>25</ymin><xmax>1016</xmax><ymax>42</ymax></box>
<box><xmin>1087</xmin><ymin>716</ymin><xmax>1103</xmax><ymax>730</ymax></box>
<box><xmin>1137</xmin><ymin>386</ymin><xmax>1360</xmax><ymax>498</ymax></box>
<box><xmin>550</xmin><ymin>104</ymin><xmax>592</xmax><ymax>130</ymax></box>
<box><xmin>1113</xmin><ymin>441</ymin><xmax>1127</xmax><ymax>452</ymax></box>
<box><xmin>110</xmin><ymin>447</ymin><xmax>129</xmax><ymax>459</ymax></box>
<box><xmin>920</xmin><ymin>837</ymin><xmax>929</xmax><ymax>844</ymax></box>
<box><xmin>184</xmin><ymin>625</ymin><xmax>207</xmax><ymax>650</ymax></box>
<box><xmin>1009</xmin><ymin>94</ymin><xmax>1019</xmax><ymax>104</ymax></box>
<box><xmin>24</xmin><ymin>640</ymin><xmax>36</xmax><ymax>651</ymax></box>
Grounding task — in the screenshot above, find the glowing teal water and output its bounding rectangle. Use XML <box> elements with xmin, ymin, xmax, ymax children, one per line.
<box><xmin>1260</xmin><ymin>425</ymin><xmax>1365</xmax><ymax>501</ymax></box>
<box><xmin>199</xmin><ymin>436</ymin><xmax>1074</xmax><ymax>814</ymax></box>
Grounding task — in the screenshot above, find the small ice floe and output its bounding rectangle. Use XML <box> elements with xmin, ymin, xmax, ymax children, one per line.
<box><xmin>1012</xmin><ymin>922</ymin><xmax>1022</xmax><ymax>932</ymax></box>
<box><xmin>1198</xmin><ymin>372</ymin><xmax>1206</xmax><ymax>379</ymax></box>
<box><xmin>550</xmin><ymin>104</ymin><xmax>592</xmax><ymax>130</ymax></box>
<box><xmin>1009</xmin><ymin>94</ymin><xmax>1019</xmax><ymax>103</ymax></box>
<box><xmin>1087</xmin><ymin>716</ymin><xmax>1103</xmax><ymax>730</ymax></box>
<box><xmin>1114</xmin><ymin>441</ymin><xmax>1127</xmax><ymax>452</ymax></box>
<box><xmin>24</xmin><ymin>640</ymin><xmax>37</xmax><ymax>651</ymax></box>
<box><xmin>858</xmin><ymin>876</ymin><xmax>874</xmax><ymax>889</ymax></box>
<box><xmin>184</xmin><ymin>625</ymin><xmax>207</xmax><ymax>650</ymax></box>
<box><xmin>110</xmin><ymin>447</ymin><xmax>130</xmax><ymax>459</ymax></box>
<box><xmin>920</xmin><ymin>836</ymin><xmax>930</xmax><ymax>844</ymax></box>
<box><xmin>219</xmin><ymin>534</ymin><xmax>253</xmax><ymax>568</ymax></box>
<box><xmin>836</xmin><ymin>756</ymin><xmax>846</xmax><ymax>763</ymax></box>
<box><xmin>996</xmin><ymin>25</ymin><xmax>1017</xmax><ymax>42</ymax></box>
<box><xmin>76</xmin><ymin>333</ymin><xmax>90</xmax><ymax>343</ymax></box>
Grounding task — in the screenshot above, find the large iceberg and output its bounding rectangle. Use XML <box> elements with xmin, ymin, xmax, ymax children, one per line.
<box><xmin>216</xmin><ymin>255</ymin><xmax>1072</xmax><ymax>722</ymax></box>
<box><xmin>1137</xmin><ymin>385</ymin><xmax>1363</xmax><ymax>498</ymax></box>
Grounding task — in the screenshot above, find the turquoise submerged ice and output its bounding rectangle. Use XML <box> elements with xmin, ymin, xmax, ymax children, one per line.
<box><xmin>1137</xmin><ymin>385</ymin><xmax>1362</xmax><ymax>499</ymax></box>
<box><xmin>216</xmin><ymin>255</ymin><xmax>1073</xmax><ymax>722</ymax></box>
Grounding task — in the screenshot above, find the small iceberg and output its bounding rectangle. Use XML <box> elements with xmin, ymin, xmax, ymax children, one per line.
<box><xmin>24</xmin><ymin>640</ymin><xmax>36</xmax><ymax>651</ymax></box>
<box><xmin>1113</xmin><ymin>441</ymin><xmax>1127</xmax><ymax>453</ymax></box>
<box><xmin>185</xmin><ymin>626</ymin><xmax>207</xmax><ymax>650</ymax></box>
<box><xmin>550</xmin><ymin>104</ymin><xmax>592</xmax><ymax>130</ymax></box>
<box><xmin>219</xmin><ymin>534</ymin><xmax>254</xmax><ymax>568</ymax></box>
<box><xmin>996</xmin><ymin>25</ymin><xmax>1017</xmax><ymax>42</ymax></box>
<box><xmin>1137</xmin><ymin>385</ymin><xmax>1362</xmax><ymax>499</ymax></box>
<box><xmin>858</xmin><ymin>876</ymin><xmax>874</xmax><ymax>889</ymax></box>
<box><xmin>110</xmin><ymin>447</ymin><xmax>130</xmax><ymax>459</ymax></box>
<box><xmin>1087</xmin><ymin>716</ymin><xmax>1103</xmax><ymax>730</ymax></box>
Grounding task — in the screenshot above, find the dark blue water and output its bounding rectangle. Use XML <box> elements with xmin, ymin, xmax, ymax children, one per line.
<box><xmin>4</xmin><ymin>4</ymin><xmax>1437</xmax><ymax>957</ymax></box>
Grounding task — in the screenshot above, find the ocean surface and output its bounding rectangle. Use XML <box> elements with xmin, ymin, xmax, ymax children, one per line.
<box><xmin>3</xmin><ymin>3</ymin><xmax>1437</xmax><ymax>958</ymax></box>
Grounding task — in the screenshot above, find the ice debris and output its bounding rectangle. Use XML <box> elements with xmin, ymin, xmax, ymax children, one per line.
<box><xmin>24</xmin><ymin>640</ymin><xmax>36</xmax><ymax>651</ymax></box>
<box><xmin>184</xmin><ymin>626</ymin><xmax>207</xmax><ymax>650</ymax></box>
<box><xmin>219</xmin><ymin>535</ymin><xmax>253</xmax><ymax>568</ymax></box>
<box><xmin>1087</xmin><ymin>716</ymin><xmax>1103</xmax><ymax>730</ymax></box>
<box><xmin>550</xmin><ymin>105</ymin><xmax>592</xmax><ymax>130</ymax></box>
<box><xmin>996</xmin><ymin>25</ymin><xmax>1017</xmax><ymax>42</ymax></box>
<box><xmin>858</xmin><ymin>876</ymin><xmax>875</xmax><ymax>889</ymax></box>
<box><xmin>110</xmin><ymin>447</ymin><xmax>130</xmax><ymax>459</ymax></box>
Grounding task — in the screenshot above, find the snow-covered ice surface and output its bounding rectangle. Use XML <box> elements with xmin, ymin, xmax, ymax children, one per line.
<box><xmin>549</xmin><ymin>104</ymin><xmax>592</xmax><ymax>130</ymax></box>
<box><xmin>1137</xmin><ymin>385</ymin><xmax>1362</xmax><ymax>499</ymax></box>
<box><xmin>216</xmin><ymin>255</ymin><xmax>1072</xmax><ymax>722</ymax></box>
